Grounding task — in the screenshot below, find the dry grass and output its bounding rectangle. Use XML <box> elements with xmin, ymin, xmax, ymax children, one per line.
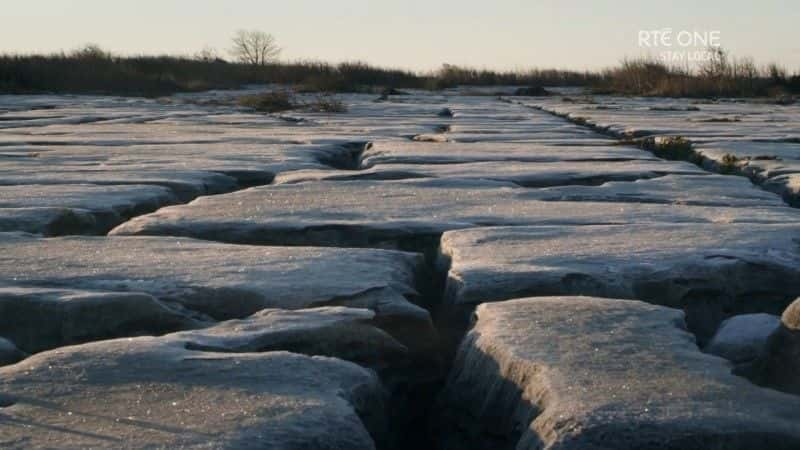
<box><xmin>597</xmin><ymin>51</ymin><xmax>800</xmax><ymax>99</ymax></box>
<box><xmin>1</xmin><ymin>45</ymin><xmax>796</xmax><ymax>99</ymax></box>
<box><xmin>237</xmin><ymin>91</ymin><xmax>348</xmax><ymax>114</ymax></box>
<box><xmin>237</xmin><ymin>91</ymin><xmax>294</xmax><ymax>113</ymax></box>
<box><xmin>719</xmin><ymin>153</ymin><xmax>741</xmax><ymax>174</ymax></box>
<box><xmin>302</xmin><ymin>94</ymin><xmax>347</xmax><ymax>113</ymax></box>
<box><xmin>642</xmin><ymin>136</ymin><xmax>701</xmax><ymax>163</ymax></box>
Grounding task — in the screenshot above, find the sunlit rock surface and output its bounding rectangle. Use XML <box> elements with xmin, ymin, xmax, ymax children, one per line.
<box><xmin>0</xmin><ymin>184</ymin><xmax>178</xmax><ymax>234</ymax></box>
<box><xmin>0</xmin><ymin>234</ymin><xmax>434</xmax><ymax>353</ymax></box>
<box><xmin>3</xmin><ymin>90</ymin><xmax>800</xmax><ymax>448</ymax></box>
<box><xmin>0</xmin><ymin>285</ymin><xmax>208</xmax><ymax>354</ymax></box>
<box><xmin>520</xmin><ymin>96</ymin><xmax>800</xmax><ymax>203</ymax></box>
<box><xmin>167</xmin><ymin>306</ymin><xmax>408</xmax><ymax>371</ymax></box>
<box><xmin>275</xmin><ymin>159</ymin><xmax>705</xmax><ymax>186</ymax></box>
<box><xmin>111</xmin><ymin>178</ymin><xmax>800</xmax><ymax>249</ymax></box>
<box><xmin>436</xmin><ymin>296</ymin><xmax>800</xmax><ymax>450</ymax></box>
<box><xmin>0</xmin><ymin>337</ymin><xmax>388</xmax><ymax>449</ymax></box>
<box><xmin>439</xmin><ymin>224</ymin><xmax>800</xmax><ymax>340</ymax></box>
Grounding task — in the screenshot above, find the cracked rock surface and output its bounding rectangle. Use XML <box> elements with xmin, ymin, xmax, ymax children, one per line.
<box><xmin>0</xmin><ymin>336</ymin><xmax>388</xmax><ymax>449</ymax></box>
<box><xmin>3</xmin><ymin>90</ymin><xmax>800</xmax><ymax>448</ymax></box>
<box><xmin>436</xmin><ymin>296</ymin><xmax>800</xmax><ymax>450</ymax></box>
<box><xmin>439</xmin><ymin>223</ymin><xmax>800</xmax><ymax>341</ymax></box>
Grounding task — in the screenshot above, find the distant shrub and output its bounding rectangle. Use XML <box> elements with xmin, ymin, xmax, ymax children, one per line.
<box><xmin>596</xmin><ymin>50</ymin><xmax>800</xmax><ymax>98</ymax></box>
<box><xmin>237</xmin><ymin>91</ymin><xmax>294</xmax><ymax>113</ymax></box>
<box><xmin>513</xmin><ymin>86</ymin><xmax>551</xmax><ymax>96</ymax></box>
<box><xmin>0</xmin><ymin>46</ymin><xmax>795</xmax><ymax>98</ymax></box>
<box><xmin>643</xmin><ymin>136</ymin><xmax>700</xmax><ymax>162</ymax></box>
<box><xmin>719</xmin><ymin>153</ymin><xmax>741</xmax><ymax>174</ymax></box>
<box><xmin>236</xmin><ymin>91</ymin><xmax>347</xmax><ymax>114</ymax></box>
<box><xmin>304</xmin><ymin>94</ymin><xmax>347</xmax><ymax>113</ymax></box>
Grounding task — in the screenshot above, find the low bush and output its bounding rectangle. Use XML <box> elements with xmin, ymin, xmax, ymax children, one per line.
<box><xmin>237</xmin><ymin>91</ymin><xmax>294</xmax><ymax>113</ymax></box>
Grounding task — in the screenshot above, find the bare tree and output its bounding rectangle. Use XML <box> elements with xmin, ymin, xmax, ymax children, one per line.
<box><xmin>230</xmin><ymin>30</ymin><xmax>281</xmax><ymax>66</ymax></box>
<box><xmin>71</xmin><ymin>43</ymin><xmax>111</xmax><ymax>60</ymax></box>
<box><xmin>195</xmin><ymin>45</ymin><xmax>222</xmax><ymax>62</ymax></box>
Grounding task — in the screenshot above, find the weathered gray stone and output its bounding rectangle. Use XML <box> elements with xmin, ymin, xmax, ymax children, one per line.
<box><xmin>0</xmin><ymin>207</ymin><xmax>98</xmax><ymax>235</ymax></box>
<box><xmin>0</xmin><ymin>166</ymin><xmax>239</xmax><ymax>202</ymax></box>
<box><xmin>0</xmin><ymin>286</ymin><xmax>208</xmax><ymax>354</ymax></box>
<box><xmin>439</xmin><ymin>224</ymin><xmax>800</xmax><ymax>341</ymax></box>
<box><xmin>436</xmin><ymin>296</ymin><xmax>800</xmax><ymax>450</ymax></box>
<box><xmin>0</xmin><ymin>233</ymin><xmax>436</xmax><ymax>358</ymax></box>
<box><xmin>525</xmin><ymin>96</ymin><xmax>800</xmax><ymax>142</ymax></box>
<box><xmin>276</xmin><ymin>159</ymin><xmax>706</xmax><ymax>187</ymax></box>
<box><xmin>170</xmin><ymin>306</ymin><xmax>408</xmax><ymax>372</ymax></box>
<box><xmin>524</xmin><ymin>96</ymin><xmax>800</xmax><ymax>206</ymax></box>
<box><xmin>0</xmin><ymin>336</ymin><xmax>388</xmax><ymax>449</ymax></box>
<box><xmin>529</xmin><ymin>174</ymin><xmax>785</xmax><ymax>207</ymax></box>
<box><xmin>0</xmin><ymin>184</ymin><xmax>178</xmax><ymax>234</ymax></box>
<box><xmin>361</xmin><ymin>141</ymin><xmax>659</xmax><ymax>165</ymax></box>
<box><xmin>0</xmin><ymin>337</ymin><xmax>26</xmax><ymax>366</ymax></box>
<box><xmin>0</xmin><ymin>140</ymin><xmax>370</xmax><ymax>202</ymax></box>
<box><xmin>111</xmin><ymin>179</ymin><xmax>800</xmax><ymax>249</ymax></box>
<box><xmin>706</xmin><ymin>313</ymin><xmax>780</xmax><ymax>363</ymax></box>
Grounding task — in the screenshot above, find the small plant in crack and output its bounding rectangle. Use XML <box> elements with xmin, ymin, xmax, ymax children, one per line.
<box><xmin>237</xmin><ymin>90</ymin><xmax>294</xmax><ymax>113</ymax></box>
<box><xmin>644</xmin><ymin>136</ymin><xmax>698</xmax><ymax>162</ymax></box>
<box><xmin>719</xmin><ymin>153</ymin><xmax>741</xmax><ymax>174</ymax></box>
<box><xmin>303</xmin><ymin>94</ymin><xmax>348</xmax><ymax>113</ymax></box>
<box><xmin>238</xmin><ymin>91</ymin><xmax>347</xmax><ymax>114</ymax></box>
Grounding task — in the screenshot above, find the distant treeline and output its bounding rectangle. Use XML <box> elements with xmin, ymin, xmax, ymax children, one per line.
<box><xmin>596</xmin><ymin>50</ymin><xmax>800</xmax><ymax>99</ymax></box>
<box><xmin>0</xmin><ymin>46</ymin><xmax>797</xmax><ymax>98</ymax></box>
<box><xmin>0</xmin><ymin>47</ymin><xmax>593</xmax><ymax>97</ymax></box>
<box><xmin>0</xmin><ymin>52</ymin><xmax>421</xmax><ymax>96</ymax></box>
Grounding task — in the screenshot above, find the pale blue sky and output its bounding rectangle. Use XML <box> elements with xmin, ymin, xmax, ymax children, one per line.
<box><xmin>2</xmin><ymin>0</ymin><xmax>798</xmax><ymax>71</ymax></box>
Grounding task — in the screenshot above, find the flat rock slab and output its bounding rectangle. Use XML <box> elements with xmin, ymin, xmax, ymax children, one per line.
<box><xmin>0</xmin><ymin>285</ymin><xmax>207</xmax><ymax>354</ymax></box>
<box><xmin>0</xmin><ymin>142</ymin><xmax>368</xmax><ymax>202</ymax></box>
<box><xmin>361</xmin><ymin>141</ymin><xmax>659</xmax><ymax>165</ymax></box>
<box><xmin>0</xmin><ymin>207</ymin><xmax>98</xmax><ymax>236</ymax></box>
<box><xmin>437</xmin><ymin>296</ymin><xmax>800</xmax><ymax>450</ymax></box>
<box><xmin>697</xmin><ymin>141</ymin><xmax>800</xmax><ymax>163</ymax></box>
<box><xmin>439</xmin><ymin>224</ymin><xmax>800</xmax><ymax>340</ymax></box>
<box><xmin>0</xmin><ymin>233</ymin><xmax>435</xmax><ymax>358</ymax></box>
<box><xmin>0</xmin><ymin>337</ymin><xmax>387</xmax><ymax>449</ymax></box>
<box><xmin>694</xmin><ymin>141</ymin><xmax>800</xmax><ymax>204</ymax></box>
<box><xmin>527</xmin><ymin>174</ymin><xmax>784</xmax><ymax>206</ymax></box>
<box><xmin>706</xmin><ymin>313</ymin><xmax>780</xmax><ymax>364</ymax></box>
<box><xmin>170</xmin><ymin>306</ymin><xmax>408</xmax><ymax>373</ymax></box>
<box><xmin>112</xmin><ymin>179</ymin><xmax>800</xmax><ymax>249</ymax></box>
<box><xmin>0</xmin><ymin>184</ymin><xmax>178</xmax><ymax>234</ymax></box>
<box><xmin>0</xmin><ymin>166</ymin><xmax>239</xmax><ymax>202</ymax></box>
<box><xmin>276</xmin><ymin>159</ymin><xmax>706</xmax><ymax>187</ymax></box>
<box><xmin>525</xmin><ymin>97</ymin><xmax>800</xmax><ymax>141</ymax></box>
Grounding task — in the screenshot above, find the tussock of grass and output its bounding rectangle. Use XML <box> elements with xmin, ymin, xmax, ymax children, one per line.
<box><xmin>597</xmin><ymin>52</ymin><xmax>800</xmax><ymax>98</ymax></box>
<box><xmin>642</xmin><ymin>136</ymin><xmax>700</xmax><ymax>162</ymax></box>
<box><xmin>719</xmin><ymin>153</ymin><xmax>741</xmax><ymax>174</ymax></box>
<box><xmin>303</xmin><ymin>94</ymin><xmax>347</xmax><ymax>113</ymax></box>
<box><xmin>237</xmin><ymin>91</ymin><xmax>294</xmax><ymax>113</ymax></box>
<box><xmin>237</xmin><ymin>91</ymin><xmax>348</xmax><ymax>114</ymax></box>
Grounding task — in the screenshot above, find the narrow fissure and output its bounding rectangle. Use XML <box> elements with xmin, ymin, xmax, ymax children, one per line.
<box><xmin>8</xmin><ymin>100</ymin><xmax>800</xmax><ymax>448</ymax></box>
<box><xmin>516</xmin><ymin>98</ymin><xmax>796</xmax><ymax>208</ymax></box>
